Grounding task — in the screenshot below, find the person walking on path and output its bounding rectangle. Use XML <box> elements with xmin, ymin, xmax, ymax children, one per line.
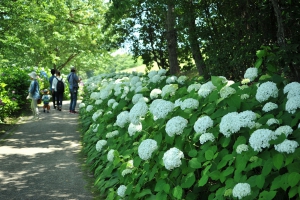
<box><xmin>27</xmin><ymin>71</ymin><xmax>40</xmax><ymax>120</ymax></box>
<box><xmin>67</xmin><ymin>66</ymin><xmax>81</xmax><ymax>114</ymax></box>
<box><xmin>49</xmin><ymin>69</ymin><xmax>57</xmax><ymax>109</ymax></box>
<box><xmin>41</xmin><ymin>89</ymin><xmax>51</xmax><ymax>113</ymax></box>
<box><xmin>52</xmin><ymin>71</ymin><xmax>65</xmax><ymax>111</ymax></box>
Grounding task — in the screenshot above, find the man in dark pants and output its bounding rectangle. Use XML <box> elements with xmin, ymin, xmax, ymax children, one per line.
<box><xmin>49</xmin><ymin>69</ymin><xmax>57</xmax><ymax>109</ymax></box>
<box><xmin>67</xmin><ymin>66</ymin><xmax>81</xmax><ymax>113</ymax></box>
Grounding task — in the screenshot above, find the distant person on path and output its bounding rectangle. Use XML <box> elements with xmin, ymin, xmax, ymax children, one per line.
<box><xmin>67</xmin><ymin>66</ymin><xmax>81</xmax><ymax>114</ymax></box>
<box><xmin>49</xmin><ymin>69</ymin><xmax>57</xmax><ymax>109</ymax></box>
<box><xmin>27</xmin><ymin>72</ymin><xmax>40</xmax><ymax>120</ymax></box>
<box><xmin>41</xmin><ymin>89</ymin><xmax>51</xmax><ymax>113</ymax></box>
<box><xmin>52</xmin><ymin>71</ymin><xmax>65</xmax><ymax>111</ymax></box>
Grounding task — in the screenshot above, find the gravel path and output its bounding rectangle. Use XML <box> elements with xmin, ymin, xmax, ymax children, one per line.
<box><xmin>0</xmin><ymin>101</ymin><xmax>94</xmax><ymax>200</ymax></box>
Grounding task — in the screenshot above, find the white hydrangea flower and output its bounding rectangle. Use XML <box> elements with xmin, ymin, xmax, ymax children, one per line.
<box><xmin>166</xmin><ymin>76</ymin><xmax>177</xmax><ymax>84</ymax></box>
<box><xmin>198</xmin><ymin>81</ymin><xmax>217</xmax><ymax>98</ymax></box>
<box><xmin>274</xmin><ymin>139</ymin><xmax>299</xmax><ymax>154</ymax></box>
<box><xmin>92</xmin><ymin>124</ymin><xmax>99</xmax><ymax>133</ymax></box>
<box><xmin>249</xmin><ymin>129</ymin><xmax>276</xmax><ymax>152</ymax></box>
<box><xmin>121</xmin><ymin>169</ymin><xmax>133</xmax><ymax>177</ymax></box>
<box><xmin>239</xmin><ymin>85</ymin><xmax>249</xmax><ymax>90</ymax></box>
<box><xmin>244</xmin><ymin>67</ymin><xmax>258</xmax><ymax>81</ymax></box>
<box><xmin>149</xmin><ymin>99</ymin><xmax>174</xmax><ymax>120</ymax></box>
<box><xmin>177</xmin><ymin>76</ymin><xmax>187</xmax><ymax>84</ymax></box>
<box><xmin>241</xmin><ymin>79</ymin><xmax>250</xmax><ymax>84</ymax></box>
<box><xmin>194</xmin><ymin>116</ymin><xmax>214</xmax><ymax>134</ymax></box>
<box><xmin>132</xmin><ymin>94</ymin><xmax>144</xmax><ymax>104</ymax></box>
<box><xmin>106</xmin><ymin>130</ymin><xmax>119</xmax><ymax>138</ymax></box>
<box><xmin>158</xmin><ymin>69</ymin><xmax>167</xmax><ymax>75</ymax></box>
<box><xmin>90</xmin><ymin>92</ymin><xmax>100</xmax><ymax>100</ymax></box>
<box><xmin>298</xmin><ymin>123</ymin><xmax>300</xmax><ymax>129</ymax></box>
<box><xmin>262</xmin><ymin>102</ymin><xmax>278</xmax><ymax>112</ymax></box>
<box><xmin>117</xmin><ymin>185</ymin><xmax>127</xmax><ymax>198</ymax></box>
<box><xmin>86</xmin><ymin>105</ymin><xmax>94</xmax><ymax>112</ymax></box>
<box><xmin>95</xmin><ymin>99</ymin><xmax>103</xmax><ymax>105</ymax></box>
<box><xmin>236</xmin><ymin>144</ymin><xmax>249</xmax><ymax>154</ymax></box>
<box><xmin>275</xmin><ymin>125</ymin><xmax>293</xmax><ymax>137</ymax></box>
<box><xmin>92</xmin><ymin>109</ymin><xmax>104</xmax><ymax>122</ymax></box>
<box><xmin>107</xmin><ymin>149</ymin><xmax>115</xmax><ymax>162</ymax></box>
<box><xmin>148</xmin><ymin>70</ymin><xmax>157</xmax><ymax>79</ymax></box>
<box><xmin>283</xmin><ymin>82</ymin><xmax>300</xmax><ymax>99</ymax></box>
<box><xmin>129</xmin><ymin>101</ymin><xmax>148</xmax><ymax>124</ymax></box>
<box><xmin>96</xmin><ymin>140</ymin><xmax>107</xmax><ymax>152</ymax></box>
<box><xmin>115</xmin><ymin>111</ymin><xmax>130</xmax><ymax>128</ymax></box>
<box><xmin>161</xmin><ymin>84</ymin><xmax>178</xmax><ymax>98</ymax></box>
<box><xmin>220</xmin><ymin>112</ymin><xmax>241</xmax><ymax>137</ymax></box>
<box><xmin>187</xmin><ymin>83</ymin><xmax>201</xmax><ymax>93</ymax></box>
<box><xmin>99</xmin><ymin>88</ymin><xmax>112</xmax><ymax>100</ymax></box>
<box><xmin>220</xmin><ymin>86</ymin><xmax>236</xmax><ymax>99</ymax></box>
<box><xmin>266</xmin><ymin>118</ymin><xmax>280</xmax><ymax>126</ymax></box>
<box><xmin>239</xmin><ymin>110</ymin><xmax>257</xmax><ymax>129</ymax></box>
<box><xmin>165</xmin><ymin>116</ymin><xmax>188</xmax><ymax>137</ymax></box>
<box><xmin>79</xmin><ymin>103</ymin><xmax>85</xmax><ymax>108</ymax></box>
<box><xmin>108</xmin><ymin>99</ymin><xmax>116</xmax><ymax>107</ymax></box>
<box><xmin>180</xmin><ymin>98</ymin><xmax>199</xmax><ymax>110</ymax></box>
<box><xmin>174</xmin><ymin>99</ymin><xmax>182</xmax><ymax>107</ymax></box>
<box><xmin>285</xmin><ymin>96</ymin><xmax>300</xmax><ymax>114</ymax></box>
<box><xmin>127</xmin><ymin>160</ymin><xmax>134</xmax><ymax>168</ymax></box>
<box><xmin>232</xmin><ymin>183</ymin><xmax>251</xmax><ymax>199</ymax></box>
<box><xmin>128</xmin><ymin>122</ymin><xmax>142</xmax><ymax>136</ymax></box>
<box><xmin>130</xmin><ymin>76</ymin><xmax>140</xmax><ymax>86</ymax></box>
<box><xmin>199</xmin><ymin>133</ymin><xmax>215</xmax><ymax>144</ymax></box>
<box><xmin>138</xmin><ymin>139</ymin><xmax>158</xmax><ymax>160</ymax></box>
<box><xmin>112</xmin><ymin>102</ymin><xmax>118</xmax><ymax>109</ymax></box>
<box><xmin>163</xmin><ymin>147</ymin><xmax>184</xmax><ymax>170</ymax></box>
<box><xmin>255</xmin><ymin>81</ymin><xmax>278</xmax><ymax>102</ymax></box>
<box><xmin>150</xmin><ymin>89</ymin><xmax>162</xmax><ymax>99</ymax></box>
<box><xmin>240</xmin><ymin>94</ymin><xmax>250</xmax><ymax>100</ymax></box>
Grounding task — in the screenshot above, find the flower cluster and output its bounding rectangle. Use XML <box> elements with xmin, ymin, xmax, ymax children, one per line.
<box><xmin>129</xmin><ymin>101</ymin><xmax>148</xmax><ymax>124</ymax></box>
<box><xmin>117</xmin><ymin>185</ymin><xmax>127</xmax><ymax>198</ymax></box>
<box><xmin>121</xmin><ymin>169</ymin><xmax>133</xmax><ymax>177</ymax></box>
<box><xmin>274</xmin><ymin>139</ymin><xmax>299</xmax><ymax>154</ymax></box>
<box><xmin>194</xmin><ymin>116</ymin><xmax>213</xmax><ymax>134</ymax></box>
<box><xmin>165</xmin><ymin>116</ymin><xmax>188</xmax><ymax>137</ymax></box>
<box><xmin>283</xmin><ymin>82</ymin><xmax>300</xmax><ymax>99</ymax></box>
<box><xmin>138</xmin><ymin>139</ymin><xmax>158</xmax><ymax>160</ymax></box>
<box><xmin>187</xmin><ymin>83</ymin><xmax>201</xmax><ymax>92</ymax></box>
<box><xmin>262</xmin><ymin>102</ymin><xmax>278</xmax><ymax>112</ymax></box>
<box><xmin>244</xmin><ymin>67</ymin><xmax>258</xmax><ymax>81</ymax></box>
<box><xmin>150</xmin><ymin>89</ymin><xmax>162</xmax><ymax>99</ymax></box>
<box><xmin>92</xmin><ymin>109</ymin><xmax>103</xmax><ymax>122</ymax></box>
<box><xmin>255</xmin><ymin>81</ymin><xmax>278</xmax><ymax>102</ymax></box>
<box><xmin>132</xmin><ymin>94</ymin><xmax>144</xmax><ymax>104</ymax></box>
<box><xmin>180</xmin><ymin>98</ymin><xmax>199</xmax><ymax>110</ymax></box>
<box><xmin>199</xmin><ymin>133</ymin><xmax>215</xmax><ymax>144</ymax></box>
<box><xmin>115</xmin><ymin>111</ymin><xmax>130</xmax><ymax>128</ymax></box>
<box><xmin>107</xmin><ymin>99</ymin><xmax>116</xmax><ymax>107</ymax></box>
<box><xmin>232</xmin><ymin>183</ymin><xmax>251</xmax><ymax>199</ymax></box>
<box><xmin>86</xmin><ymin>105</ymin><xmax>93</xmax><ymax>112</ymax></box>
<box><xmin>285</xmin><ymin>96</ymin><xmax>300</xmax><ymax>114</ymax></box>
<box><xmin>79</xmin><ymin>103</ymin><xmax>85</xmax><ymax>108</ymax></box>
<box><xmin>128</xmin><ymin>122</ymin><xmax>142</xmax><ymax>136</ymax></box>
<box><xmin>177</xmin><ymin>76</ymin><xmax>187</xmax><ymax>84</ymax></box>
<box><xmin>107</xmin><ymin>149</ymin><xmax>114</xmax><ymax>162</ymax></box>
<box><xmin>96</xmin><ymin>140</ymin><xmax>107</xmax><ymax>152</ymax></box>
<box><xmin>198</xmin><ymin>81</ymin><xmax>216</xmax><ymax>98</ymax></box>
<box><xmin>162</xmin><ymin>147</ymin><xmax>184</xmax><ymax>170</ymax></box>
<box><xmin>161</xmin><ymin>84</ymin><xmax>178</xmax><ymax>98</ymax></box>
<box><xmin>149</xmin><ymin>99</ymin><xmax>174</xmax><ymax>120</ymax></box>
<box><xmin>236</xmin><ymin>144</ymin><xmax>249</xmax><ymax>154</ymax></box>
<box><xmin>166</xmin><ymin>76</ymin><xmax>177</xmax><ymax>84</ymax></box>
<box><xmin>249</xmin><ymin>129</ymin><xmax>276</xmax><ymax>152</ymax></box>
<box><xmin>106</xmin><ymin>130</ymin><xmax>119</xmax><ymax>138</ymax></box>
<box><xmin>266</xmin><ymin>118</ymin><xmax>279</xmax><ymax>126</ymax></box>
<box><xmin>220</xmin><ymin>86</ymin><xmax>236</xmax><ymax>99</ymax></box>
<box><xmin>275</xmin><ymin>125</ymin><xmax>293</xmax><ymax>137</ymax></box>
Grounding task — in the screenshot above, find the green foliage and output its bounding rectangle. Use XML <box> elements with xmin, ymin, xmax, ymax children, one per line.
<box><xmin>79</xmin><ymin>68</ymin><xmax>300</xmax><ymax>199</ymax></box>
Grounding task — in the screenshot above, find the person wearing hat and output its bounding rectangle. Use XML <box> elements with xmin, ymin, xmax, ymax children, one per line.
<box><xmin>27</xmin><ymin>71</ymin><xmax>40</xmax><ymax>120</ymax></box>
<box><xmin>67</xmin><ymin>66</ymin><xmax>81</xmax><ymax>114</ymax></box>
<box><xmin>41</xmin><ymin>89</ymin><xmax>52</xmax><ymax>113</ymax></box>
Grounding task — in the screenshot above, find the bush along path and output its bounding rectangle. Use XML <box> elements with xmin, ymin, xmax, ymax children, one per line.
<box><xmin>0</xmin><ymin>100</ymin><xmax>95</xmax><ymax>200</ymax></box>
<box><xmin>79</xmin><ymin>68</ymin><xmax>300</xmax><ymax>199</ymax></box>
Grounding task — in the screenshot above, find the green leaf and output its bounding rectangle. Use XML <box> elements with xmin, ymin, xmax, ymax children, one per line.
<box><xmin>155</xmin><ymin>179</ymin><xmax>166</xmax><ymax>192</ymax></box>
<box><xmin>269</xmin><ymin>133</ymin><xmax>286</xmax><ymax>145</ymax></box>
<box><xmin>181</xmin><ymin>172</ymin><xmax>196</xmax><ymax>188</ymax></box>
<box><xmin>198</xmin><ymin>175</ymin><xmax>208</xmax><ymax>186</ymax></box>
<box><xmin>211</xmin><ymin>76</ymin><xmax>226</xmax><ymax>90</ymax></box>
<box><xmin>256</xmin><ymin>175</ymin><xmax>265</xmax><ymax>189</ymax></box>
<box><xmin>189</xmin><ymin>158</ymin><xmax>201</xmax><ymax>169</ymax></box>
<box><xmin>288</xmin><ymin>186</ymin><xmax>298</xmax><ymax>199</ymax></box>
<box><xmin>173</xmin><ymin>186</ymin><xmax>183</xmax><ymax>199</ymax></box>
<box><xmin>267</xmin><ymin>63</ymin><xmax>277</xmax><ymax>72</ymax></box>
<box><xmin>288</xmin><ymin>172</ymin><xmax>300</xmax><ymax>187</ymax></box>
<box><xmin>205</xmin><ymin>150</ymin><xmax>214</xmax><ymax>160</ymax></box>
<box><xmin>222</xmin><ymin>166</ymin><xmax>234</xmax><ymax>177</ymax></box>
<box><xmin>209</xmin><ymin>170</ymin><xmax>221</xmax><ymax>180</ymax></box>
<box><xmin>255</xmin><ymin>58</ymin><xmax>263</xmax><ymax>68</ymax></box>
<box><xmin>156</xmin><ymin>192</ymin><xmax>168</xmax><ymax>199</ymax></box>
<box><xmin>134</xmin><ymin>189</ymin><xmax>152</xmax><ymax>198</ymax></box>
<box><xmin>262</xmin><ymin>159</ymin><xmax>273</xmax><ymax>176</ymax></box>
<box><xmin>273</xmin><ymin>154</ymin><xmax>284</xmax><ymax>170</ymax></box>
<box><xmin>188</xmin><ymin>149</ymin><xmax>198</xmax><ymax>157</ymax></box>
<box><xmin>259</xmin><ymin>191</ymin><xmax>277</xmax><ymax>200</ymax></box>
<box><xmin>256</xmin><ymin>49</ymin><xmax>266</xmax><ymax>58</ymax></box>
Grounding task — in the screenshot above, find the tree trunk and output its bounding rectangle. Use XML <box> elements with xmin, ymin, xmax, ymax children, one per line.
<box><xmin>270</xmin><ymin>0</ymin><xmax>285</xmax><ymax>46</ymax></box>
<box><xmin>166</xmin><ymin>3</ymin><xmax>180</xmax><ymax>75</ymax></box>
<box><xmin>187</xmin><ymin>1</ymin><xmax>207</xmax><ymax>78</ymax></box>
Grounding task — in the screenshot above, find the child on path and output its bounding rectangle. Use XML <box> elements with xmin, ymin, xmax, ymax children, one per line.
<box><xmin>41</xmin><ymin>89</ymin><xmax>51</xmax><ymax>113</ymax></box>
<box><xmin>27</xmin><ymin>72</ymin><xmax>40</xmax><ymax>120</ymax></box>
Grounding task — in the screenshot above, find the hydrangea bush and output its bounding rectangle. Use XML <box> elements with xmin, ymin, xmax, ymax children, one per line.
<box><xmin>79</xmin><ymin>68</ymin><xmax>300</xmax><ymax>199</ymax></box>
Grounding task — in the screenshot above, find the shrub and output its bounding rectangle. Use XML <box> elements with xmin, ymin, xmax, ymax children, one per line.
<box><xmin>79</xmin><ymin>68</ymin><xmax>300</xmax><ymax>199</ymax></box>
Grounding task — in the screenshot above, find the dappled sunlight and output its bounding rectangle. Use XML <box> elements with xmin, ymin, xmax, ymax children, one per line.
<box><xmin>0</xmin><ymin>146</ymin><xmax>62</xmax><ymax>156</ymax></box>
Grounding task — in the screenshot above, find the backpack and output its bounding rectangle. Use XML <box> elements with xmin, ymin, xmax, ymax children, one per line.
<box><xmin>56</xmin><ymin>77</ymin><xmax>65</xmax><ymax>93</ymax></box>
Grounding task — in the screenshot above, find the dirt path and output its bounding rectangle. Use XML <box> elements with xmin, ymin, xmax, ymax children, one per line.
<box><xmin>0</xmin><ymin>101</ymin><xmax>94</xmax><ymax>200</ymax></box>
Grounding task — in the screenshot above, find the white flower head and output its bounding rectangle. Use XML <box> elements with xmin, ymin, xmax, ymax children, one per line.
<box><xmin>262</xmin><ymin>102</ymin><xmax>278</xmax><ymax>112</ymax></box>
<box><xmin>166</xmin><ymin>76</ymin><xmax>177</xmax><ymax>84</ymax></box>
<box><xmin>161</xmin><ymin>84</ymin><xmax>178</xmax><ymax>98</ymax></box>
<box><xmin>163</xmin><ymin>147</ymin><xmax>184</xmax><ymax>170</ymax></box>
<box><xmin>199</xmin><ymin>133</ymin><xmax>215</xmax><ymax>144</ymax></box>
<box><xmin>187</xmin><ymin>83</ymin><xmax>201</xmax><ymax>93</ymax></box>
<box><xmin>249</xmin><ymin>129</ymin><xmax>276</xmax><ymax>152</ymax></box>
<box><xmin>194</xmin><ymin>116</ymin><xmax>214</xmax><ymax>134</ymax></box>
<box><xmin>129</xmin><ymin>101</ymin><xmax>148</xmax><ymax>124</ymax></box>
<box><xmin>236</xmin><ymin>144</ymin><xmax>249</xmax><ymax>154</ymax></box>
<box><xmin>96</xmin><ymin>140</ymin><xmax>107</xmax><ymax>152</ymax></box>
<box><xmin>92</xmin><ymin>109</ymin><xmax>104</xmax><ymax>122</ymax></box>
<box><xmin>86</xmin><ymin>105</ymin><xmax>94</xmax><ymax>112</ymax></box>
<box><xmin>220</xmin><ymin>112</ymin><xmax>241</xmax><ymax>137</ymax></box>
<box><xmin>106</xmin><ymin>130</ymin><xmax>119</xmax><ymax>138</ymax></box>
<box><xmin>266</xmin><ymin>118</ymin><xmax>280</xmax><ymax>126</ymax></box>
<box><xmin>107</xmin><ymin>149</ymin><xmax>115</xmax><ymax>162</ymax></box>
<box><xmin>180</xmin><ymin>98</ymin><xmax>199</xmax><ymax>110</ymax></box>
<box><xmin>244</xmin><ymin>67</ymin><xmax>258</xmax><ymax>81</ymax></box>
<box><xmin>232</xmin><ymin>183</ymin><xmax>251</xmax><ymax>199</ymax></box>
<box><xmin>95</xmin><ymin>99</ymin><xmax>103</xmax><ymax>105</ymax></box>
<box><xmin>115</xmin><ymin>111</ymin><xmax>130</xmax><ymax>128</ymax></box>
<box><xmin>149</xmin><ymin>99</ymin><xmax>174</xmax><ymax>120</ymax></box>
<box><xmin>274</xmin><ymin>139</ymin><xmax>299</xmax><ymax>154</ymax></box>
<box><xmin>117</xmin><ymin>185</ymin><xmax>127</xmax><ymax>198</ymax></box>
<box><xmin>241</xmin><ymin>94</ymin><xmax>250</xmax><ymax>100</ymax></box>
<box><xmin>138</xmin><ymin>139</ymin><xmax>158</xmax><ymax>160</ymax></box>
<box><xmin>128</xmin><ymin>122</ymin><xmax>142</xmax><ymax>136</ymax></box>
<box><xmin>79</xmin><ymin>103</ymin><xmax>85</xmax><ymax>108</ymax></box>
<box><xmin>121</xmin><ymin>169</ymin><xmax>133</xmax><ymax>177</ymax></box>
<box><xmin>132</xmin><ymin>94</ymin><xmax>144</xmax><ymax>104</ymax></box>
<box><xmin>255</xmin><ymin>81</ymin><xmax>278</xmax><ymax>102</ymax></box>
<box><xmin>239</xmin><ymin>110</ymin><xmax>257</xmax><ymax>129</ymax></box>
<box><xmin>165</xmin><ymin>116</ymin><xmax>188</xmax><ymax>137</ymax></box>
<box><xmin>107</xmin><ymin>99</ymin><xmax>116</xmax><ymax>107</ymax></box>
<box><xmin>150</xmin><ymin>89</ymin><xmax>162</xmax><ymax>99</ymax></box>
<box><xmin>220</xmin><ymin>86</ymin><xmax>236</xmax><ymax>99</ymax></box>
<box><xmin>275</xmin><ymin>125</ymin><xmax>293</xmax><ymax>137</ymax></box>
<box><xmin>285</xmin><ymin>96</ymin><xmax>300</xmax><ymax>114</ymax></box>
<box><xmin>198</xmin><ymin>81</ymin><xmax>217</xmax><ymax>98</ymax></box>
<box><xmin>177</xmin><ymin>76</ymin><xmax>187</xmax><ymax>84</ymax></box>
<box><xmin>283</xmin><ymin>82</ymin><xmax>300</xmax><ymax>99</ymax></box>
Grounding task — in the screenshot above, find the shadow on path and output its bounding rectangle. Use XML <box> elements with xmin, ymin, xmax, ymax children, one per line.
<box><xmin>0</xmin><ymin>101</ymin><xmax>94</xmax><ymax>200</ymax></box>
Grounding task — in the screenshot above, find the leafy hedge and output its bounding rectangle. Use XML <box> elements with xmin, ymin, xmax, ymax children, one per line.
<box><xmin>79</xmin><ymin>68</ymin><xmax>300</xmax><ymax>199</ymax></box>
